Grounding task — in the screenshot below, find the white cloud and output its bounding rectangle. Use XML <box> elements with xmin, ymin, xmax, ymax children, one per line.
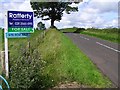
<box><xmin>83</xmin><ymin>8</ymin><xmax>99</xmax><ymax>14</ymax></box>
<box><xmin>94</xmin><ymin>17</ymin><xmax>104</xmax><ymax>25</ymax></box>
<box><xmin>88</xmin><ymin>0</ymin><xmax>118</xmax><ymax>13</ymax></box>
<box><xmin>18</xmin><ymin>0</ymin><xmax>33</xmax><ymax>11</ymax></box>
<box><xmin>105</xmin><ymin>19</ymin><xmax>118</xmax><ymax>28</ymax></box>
<box><xmin>70</xmin><ymin>3</ymin><xmax>80</xmax><ymax>7</ymax></box>
<box><xmin>0</xmin><ymin>0</ymin><xmax>118</xmax><ymax>29</ymax></box>
<box><xmin>54</xmin><ymin>0</ymin><xmax>118</xmax><ymax>29</ymax></box>
<box><xmin>112</xmin><ymin>19</ymin><xmax>117</xmax><ymax>26</ymax></box>
<box><xmin>0</xmin><ymin>13</ymin><xmax>4</xmax><ymax>20</ymax></box>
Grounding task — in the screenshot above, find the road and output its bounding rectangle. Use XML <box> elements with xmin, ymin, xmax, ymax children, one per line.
<box><xmin>65</xmin><ymin>33</ymin><xmax>119</xmax><ymax>87</ymax></box>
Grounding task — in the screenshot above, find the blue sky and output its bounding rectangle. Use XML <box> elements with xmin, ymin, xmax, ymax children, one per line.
<box><xmin>0</xmin><ymin>0</ymin><xmax>119</xmax><ymax>29</ymax></box>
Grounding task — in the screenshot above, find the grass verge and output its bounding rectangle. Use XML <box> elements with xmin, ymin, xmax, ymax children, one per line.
<box><xmin>7</xmin><ymin>29</ymin><xmax>112</xmax><ymax>88</ymax></box>
<box><xmin>38</xmin><ymin>29</ymin><xmax>111</xmax><ymax>88</ymax></box>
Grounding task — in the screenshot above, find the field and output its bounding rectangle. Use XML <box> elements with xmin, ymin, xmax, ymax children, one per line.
<box><xmin>81</xmin><ymin>28</ymin><xmax>120</xmax><ymax>43</ymax></box>
<box><xmin>60</xmin><ymin>28</ymin><xmax>120</xmax><ymax>43</ymax></box>
<box><xmin>7</xmin><ymin>29</ymin><xmax>112</xmax><ymax>89</ymax></box>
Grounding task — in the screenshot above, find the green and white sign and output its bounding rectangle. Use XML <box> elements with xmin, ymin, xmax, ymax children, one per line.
<box><xmin>8</xmin><ymin>28</ymin><xmax>33</xmax><ymax>33</ymax></box>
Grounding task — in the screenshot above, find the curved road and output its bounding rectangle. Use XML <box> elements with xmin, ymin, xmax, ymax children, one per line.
<box><xmin>65</xmin><ymin>33</ymin><xmax>119</xmax><ymax>87</ymax></box>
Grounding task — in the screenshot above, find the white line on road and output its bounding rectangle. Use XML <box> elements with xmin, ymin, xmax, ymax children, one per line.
<box><xmin>85</xmin><ymin>38</ymin><xmax>89</xmax><ymax>40</ymax></box>
<box><xmin>96</xmin><ymin>42</ymin><xmax>120</xmax><ymax>53</ymax></box>
<box><xmin>80</xmin><ymin>36</ymin><xmax>89</xmax><ymax>40</ymax></box>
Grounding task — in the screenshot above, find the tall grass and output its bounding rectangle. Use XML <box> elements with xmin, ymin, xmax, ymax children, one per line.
<box><xmin>38</xmin><ymin>29</ymin><xmax>111</xmax><ymax>88</ymax></box>
<box><xmin>0</xmin><ymin>29</ymin><xmax>3</xmax><ymax>50</ymax></box>
<box><xmin>0</xmin><ymin>29</ymin><xmax>3</xmax><ymax>75</ymax></box>
<box><xmin>5</xmin><ymin>29</ymin><xmax>112</xmax><ymax>89</ymax></box>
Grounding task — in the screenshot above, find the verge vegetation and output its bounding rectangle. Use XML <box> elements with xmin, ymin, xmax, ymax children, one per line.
<box><xmin>1</xmin><ymin>29</ymin><xmax>112</xmax><ymax>89</ymax></box>
<box><xmin>0</xmin><ymin>29</ymin><xmax>3</xmax><ymax>75</ymax></box>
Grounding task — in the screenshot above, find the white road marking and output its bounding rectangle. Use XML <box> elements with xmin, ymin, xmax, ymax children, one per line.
<box><xmin>96</xmin><ymin>42</ymin><xmax>120</xmax><ymax>53</ymax></box>
<box><xmin>80</xmin><ymin>36</ymin><xmax>89</xmax><ymax>40</ymax></box>
<box><xmin>84</xmin><ymin>38</ymin><xmax>89</xmax><ymax>40</ymax></box>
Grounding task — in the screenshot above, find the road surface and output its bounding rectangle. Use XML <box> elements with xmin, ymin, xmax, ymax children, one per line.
<box><xmin>65</xmin><ymin>33</ymin><xmax>119</xmax><ymax>87</ymax></box>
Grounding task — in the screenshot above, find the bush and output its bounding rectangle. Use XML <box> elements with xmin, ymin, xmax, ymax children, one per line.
<box><xmin>9</xmin><ymin>44</ymin><xmax>43</xmax><ymax>88</ymax></box>
<box><xmin>9</xmin><ymin>32</ymin><xmax>56</xmax><ymax>89</ymax></box>
<box><xmin>74</xmin><ymin>28</ymin><xmax>85</xmax><ymax>33</ymax></box>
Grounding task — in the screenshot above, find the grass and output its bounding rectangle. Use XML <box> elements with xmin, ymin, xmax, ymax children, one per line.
<box><xmin>3</xmin><ymin>29</ymin><xmax>112</xmax><ymax>88</ymax></box>
<box><xmin>8</xmin><ymin>30</ymin><xmax>45</xmax><ymax>89</ymax></box>
<box><xmin>38</xmin><ymin>29</ymin><xmax>111</xmax><ymax>88</ymax></box>
<box><xmin>60</xmin><ymin>28</ymin><xmax>120</xmax><ymax>43</ymax></box>
<box><xmin>81</xmin><ymin>28</ymin><xmax>120</xmax><ymax>43</ymax></box>
<box><xmin>8</xmin><ymin>30</ymin><xmax>43</xmax><ymax>62</ymax></box>
<box><xmin>0</xmin><ymin>29</ymin><xmax>3</xmax><ymax>75</ymax></box>
<box><xmin>0</xmin><ymin>29</ymin><xmax>3</xmax><ymax>50</ymax></box>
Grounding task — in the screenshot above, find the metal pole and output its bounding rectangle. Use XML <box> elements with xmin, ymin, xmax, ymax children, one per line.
<box><xmin>4</xmin><ymin>11</ymin><xmax>9</xmax><ymax>78</ymax></box>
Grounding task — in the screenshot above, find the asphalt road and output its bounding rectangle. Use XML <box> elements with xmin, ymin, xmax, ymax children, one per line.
<box><xmin>65</xmin><ymin>33</ymin><xmax>119</xmax><ymax>87</ymax></box>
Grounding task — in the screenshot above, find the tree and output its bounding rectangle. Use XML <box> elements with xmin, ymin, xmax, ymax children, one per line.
<box><xmin>37</xmin><ymin>22</ymin><xmax>46</xmax><ymax>30</ymax></box>
<box><xmin>30</xmin><ymin>1</ymin><xmax>79</xmax><ymax>28</ymax></box>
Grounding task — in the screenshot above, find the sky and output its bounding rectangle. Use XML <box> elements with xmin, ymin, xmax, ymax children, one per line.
<box><xmin>0</xmin><ymin>0</ymin><xmax>119</xmax><ymax>29</ymax></box>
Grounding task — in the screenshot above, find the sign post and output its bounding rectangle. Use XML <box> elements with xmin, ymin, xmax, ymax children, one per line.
<box><xmin>4</xmin><ymin>12</ymin><xmax>9</xmax><ymax>78</ymax></box>
<box><xmin>4</xmin><ymin>11</ymin><xmax>34</xmax><ymax>78</ymax></box>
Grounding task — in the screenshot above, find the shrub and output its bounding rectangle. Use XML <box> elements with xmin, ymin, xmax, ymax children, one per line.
<box><xmin>9</xmin><ymin>44</ymin><xmax>42</xmax><ymax>89</ymax></box>
<box><xmin>9</xmin><ymin>32</ymin><xmax>56</xmax><ymax>89</ymax></box>
<box><xmin>74</xmin><ymin>28</ymin><xmax>85</xmax><ymax>33</ymax></box>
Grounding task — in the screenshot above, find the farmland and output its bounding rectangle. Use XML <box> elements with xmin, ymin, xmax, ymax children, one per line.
<box><xmin>81</xmin><ymin>28</ymin><xmax>120</xmax><ymax>43</ymax></box>
<box><xmin>60</xmin><ymin>28</ymin><xmax>120</xmax><ymax>43</ymax></box>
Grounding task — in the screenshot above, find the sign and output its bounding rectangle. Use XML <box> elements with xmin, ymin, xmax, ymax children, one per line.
<box><xmin>6</xmin><ymin>32</ymin><xmax>30</xmax><ymax>38</ymax></box>
<box><xmin>4</xmin><ymin>11</ymin><xmax>34</xmax><ymax>78</ymax></box>
<box><xmin>8</xmin><ymin>11</ymin><xmax>34</xmax><ymax>33</ymax></box>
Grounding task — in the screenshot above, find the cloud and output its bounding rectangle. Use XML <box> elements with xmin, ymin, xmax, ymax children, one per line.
<box><xmin>54</xmin><ymin>0</ymin><xmax>118</xmax><ymax>29</ymax></box>
<box><xmin>103</xmin><ymin>19</ymin><xmax>118</xmax><ymax>28</ymax></box>
<box><xmin>88</xmin><ymin>0</ymin><xmax>118</xmax><ymax>13</ymax></box>
<box><xmin>0</xmin><ymin>1</ymin><xmax>24</xmax><ymax>27</ymax></box>
<box><xmin>0</xmin><ymin>0</ymin><xmax>118</xmax><ymax>29</ymax></box>
<box><xmin>18</xmin><ymin>0</ymin><xmax>33</xmax><ymax>11</ymax></box>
